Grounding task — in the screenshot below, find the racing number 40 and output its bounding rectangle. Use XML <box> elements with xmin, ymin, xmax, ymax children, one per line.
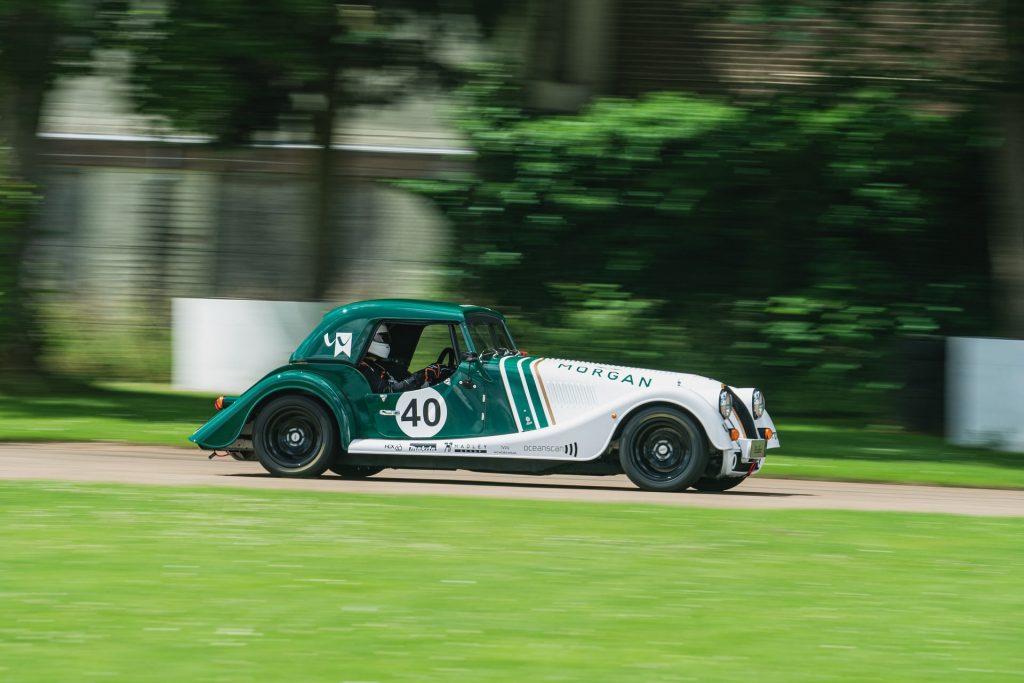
<box><xmin>400</xmin><ymin>397</ymin><xmax>442</xmax><ymax>428</ymax></box>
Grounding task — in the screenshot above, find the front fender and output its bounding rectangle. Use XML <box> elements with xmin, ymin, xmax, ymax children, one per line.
<box><xmin>189</xmin><ymin>365</ymin><xmax>355</xmax><ymax>450</ymax></box>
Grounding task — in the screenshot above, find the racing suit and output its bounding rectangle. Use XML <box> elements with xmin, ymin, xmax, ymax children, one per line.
<box><xmin>358</xmin><ymin>356</ymin><xmax>447</xmax><ymax>393</ymax></box>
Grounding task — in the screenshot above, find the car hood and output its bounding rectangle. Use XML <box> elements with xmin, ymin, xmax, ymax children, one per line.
<box><xmin>496</xmin><ymin>356</ymin><xmax>728</xmax><ymax>414</ymax></box>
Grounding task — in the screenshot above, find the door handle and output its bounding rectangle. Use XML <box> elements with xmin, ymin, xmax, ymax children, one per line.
<box><xmin>458</xmin><ymin>379</ymin><xmax>476</xmax><ymax>389</ymax></box>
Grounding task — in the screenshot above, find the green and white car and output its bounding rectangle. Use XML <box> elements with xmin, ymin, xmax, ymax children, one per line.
<box><xmin>190</xmin><ymin>299</ymin><xmax>779</xmax><ymax>492</ymax></box>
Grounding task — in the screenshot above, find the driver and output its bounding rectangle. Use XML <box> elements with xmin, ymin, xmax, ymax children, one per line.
<box><xmin>358</xmin><ymin>324</ymin><xmax>453</xmax><ymax>393</ymax></box>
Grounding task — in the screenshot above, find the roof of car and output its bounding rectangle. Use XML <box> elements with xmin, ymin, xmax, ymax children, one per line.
<box><xmin>322</xmin><ymin>299</ymin><xmax>503</xmax><ymax>324</ymax></box>
<box><xmin>290</xmin><ymin>299</ymin><xmax>507</xmax><ymax>363</ymax></box>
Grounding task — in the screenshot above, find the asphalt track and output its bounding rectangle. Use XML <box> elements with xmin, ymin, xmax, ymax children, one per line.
<box><xmin>1</xmin><ymin>442</ymin><xmax>1022</xmax><ymax>516</ymax></box>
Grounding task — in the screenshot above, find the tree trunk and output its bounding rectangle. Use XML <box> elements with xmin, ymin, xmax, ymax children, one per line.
<box><xmin>311</xmin><ymin>69</ymin><xmax>339</xmax><ymax>301</ymax></box>
<box><xmin>991</xmin><ymin>95</ymin><xmax>1024</xmax><ymax>339</ymax></box>
<box><xmin>991</xmin><ymin>3</ymin><xmax>1024</xmax><ymax>338</ymax></box>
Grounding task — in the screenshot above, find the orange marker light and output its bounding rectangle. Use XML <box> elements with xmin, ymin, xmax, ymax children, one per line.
<box><xmin>214</xmin><ymin>396</ymin><xmax>225</xmax><ymax>411</ymax></box>
<box><xmin>764</xmin><ymin>428</ymin><xmax>774</xmax><ymax>440</ymax></box>
<box><xmin>729</xmin><ymin>428</ymin><xmax>740</xmax><ymax>441</ymax></box>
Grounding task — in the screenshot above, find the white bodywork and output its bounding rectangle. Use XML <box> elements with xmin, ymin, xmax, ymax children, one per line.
<box><xmin>349</xmin><ymin>356</ymin><xmax>779</xmax><ymax>478</ymax></box>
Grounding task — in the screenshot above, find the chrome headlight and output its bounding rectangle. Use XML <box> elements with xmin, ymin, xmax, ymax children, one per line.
<box><xmin>752</xmin><ymin>389</ymin><xmax>765</xmax><ymax>418</ymax></box>
<box><xmin>719</xmin><ymin>390</ymin><xmax>733</xmax><ymax>419</ymax></box>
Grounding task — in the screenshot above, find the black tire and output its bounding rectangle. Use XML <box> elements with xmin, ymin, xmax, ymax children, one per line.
<box><xmin>619</xmin><ymin>406</ymin><xmax>709</xmax><ymax>492</ymax></box>
<box><xmin>691</xmin><ymin>475</ymin><xmax>748</xmax><ymax>492</ymax></box>
<box><xmin>253</xmin><ymin>395</ymin><xmax>337</xmax><ymax>478</ymax></box>
<box><xmin>329</xmin><ymin>464</ymin><xmax>384</xmax><ymax>479</ymax></box>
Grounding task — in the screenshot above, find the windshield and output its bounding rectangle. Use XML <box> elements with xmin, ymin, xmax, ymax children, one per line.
<box><xmin>465</xmin><ymin>316</ymin><xmax>517</xmax><ymax>359</ymax></box>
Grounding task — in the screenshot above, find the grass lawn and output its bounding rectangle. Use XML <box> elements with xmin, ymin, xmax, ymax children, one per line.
<box><xmin>1</xmin><ymin>482</ymin><xmax>1021</xmax><ymax>683</ymax></box>
<box><xmin>0</xmin><ymin>381</ymin><xmax>210</xmax><ymax>447</ymax></box>
<box><xmin>767</xmin><ymin>419</ymin><xmax>1024</xmax><ymax>489</ymax></box>
<box><xmin>1</xmin><ymin>381</ymin><xmax>1022</xmax><ymax>488</ymax></box>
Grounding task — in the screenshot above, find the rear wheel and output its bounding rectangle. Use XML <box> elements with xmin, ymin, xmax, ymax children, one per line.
<box><xmin>692</xmin><ymin>475</ymin><xmax>748</xmax><ymax>492</ymax></box>
<box><xmin>619</xmin><ymin>406</ymin><xmax>708</xmax><ymax>492</ymax></box>
<box><xmin>253</xmin><ymin>395</ymin><xmax>336</xmax><ymax>478</ymax></box>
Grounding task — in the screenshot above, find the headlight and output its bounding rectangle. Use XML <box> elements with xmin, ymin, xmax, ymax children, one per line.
<box><xmin>719</xmin><ymin>390</ymin><xmax>733</xmax><ymax>419</ymax></box>
<box><xmin>752</xmin><ymin>389</ymin><xmax>765</xmax><ymax>418</ymax></box>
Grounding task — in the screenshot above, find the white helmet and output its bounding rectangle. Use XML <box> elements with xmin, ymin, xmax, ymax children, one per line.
<box><xmin>368</xmin><ymin>324</ymin><xmax>390</xmax><ymax>359</ymax></box>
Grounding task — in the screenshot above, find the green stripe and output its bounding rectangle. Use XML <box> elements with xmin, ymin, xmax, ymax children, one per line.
<box><xmin>503</xmin><ymin>357</ymin><xmax>537</xmax><ymax>431</ymax></box>
<box><xmin>520</xmin><ymin>358</ymin><xmax>549</xmax><ymax>429</ymax></box>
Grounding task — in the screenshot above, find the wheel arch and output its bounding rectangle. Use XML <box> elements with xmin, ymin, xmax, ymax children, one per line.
<box><xmin>190</xmin><ymin>368</ymin><xmax>355</xmax><ymax>450</ymax></box>
<box><xmin>249</xmin><ymin>389</ymin><xmax>346</xmax><ymax>446</ymax></box>
<box><xmin>611</xmin><ymin>398</ymin><xmax>730</xmax><ymax>451</ymax></box>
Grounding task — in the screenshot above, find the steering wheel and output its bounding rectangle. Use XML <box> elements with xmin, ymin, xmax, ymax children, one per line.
<box><xmin>435</xmin><ymin>347</ymin><xmax>457</xmax><ymax>369</ymax></box>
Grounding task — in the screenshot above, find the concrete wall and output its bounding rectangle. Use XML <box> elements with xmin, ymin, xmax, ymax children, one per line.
<box><xmin>173</xmin><ymin>298</ymin><xmax>331</xmax><ymax>394</ymax></box>
<box><xmin>946</xmin><ymin>337</ymin><xmax>1024</xmax><ymax>452</ymax></box>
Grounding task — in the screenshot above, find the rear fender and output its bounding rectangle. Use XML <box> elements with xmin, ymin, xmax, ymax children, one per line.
<box><xmin>189</xmin><ymin>367</ymin><xmax>354</xmax><ymax>450</ymax></box>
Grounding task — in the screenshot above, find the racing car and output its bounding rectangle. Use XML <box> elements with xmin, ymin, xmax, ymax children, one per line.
<box><xmin>190</xmin><ymin>299</ymin><xmax>779</xmax><ymax>492</ymax></box>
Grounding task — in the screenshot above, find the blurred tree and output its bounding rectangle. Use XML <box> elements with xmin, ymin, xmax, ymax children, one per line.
<box><xmin>128</xmin><ymin>0</ymin><xmax>502</xmax><ymax>300</ymax></box>
<box><xmin>993</xmin><ymin>0</ymin><xmax>1024</xmax><ymax>337</ymax></box>
<box><xmin>0</xmin><ymin>0</ymin><xmax>123</xmax><ymax>371</ymax></box>
<box><xmin>0</xmin><ymin>154</ymin><xmax>35</xmax><ymax>372</ymax></box>
<box><xmin>406</xmin><ymin>69</ymin><xmax>991</xmax><ymax>412</ymax></box>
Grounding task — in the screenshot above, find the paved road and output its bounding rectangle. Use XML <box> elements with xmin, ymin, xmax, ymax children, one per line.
<box><xmin>1</xmin><ymin>442</ymin><xmax>1022</xmax><ymax>516</ymax></box>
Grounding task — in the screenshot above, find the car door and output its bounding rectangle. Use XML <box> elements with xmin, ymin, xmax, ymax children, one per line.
<box><xmin>361</xmin><ymin>321</ymin><xmax>498</xmax><ymax>440</ymax></box>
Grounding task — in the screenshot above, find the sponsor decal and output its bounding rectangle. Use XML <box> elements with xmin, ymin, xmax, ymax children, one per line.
<box><xmin>409</xmin><ymin>442</ymin><xmax>437</xmax><ymax>452</ymax></box>
<box><xmin>523</xmin><ymin>443</ymin><xmax>577</xmax><ymax>456</ymax></box>
<box><xmin>555</xmin><ymin>363</ymin><xmax>652</xmax><ymax>388</ymax></box>
<box><xmin>384</xmin><ymin>443</ymin><xmax>403</xmax><ymax>451</ymax></box>
<box><xmin>441</xmin><ymin>441</ymin><xmax>487</xmax><ymax>454</ymax></box>
<box><xmin>323</xmin><ymin>332</ymin><xmax>352</xmax><ymax>358</ymax></box>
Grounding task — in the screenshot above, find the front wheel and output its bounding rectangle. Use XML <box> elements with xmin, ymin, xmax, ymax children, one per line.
<box><xmin>253</xmin><ymin>395</ymin><xmax>337</xmax><ymax>478</ymax></box>
<box><xmin>619</xmin><ymin>407</ymin><xmax>708</xmax><ymax>492</ymax></box>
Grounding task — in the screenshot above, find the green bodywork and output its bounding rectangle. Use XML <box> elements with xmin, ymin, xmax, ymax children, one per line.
<box><xmin>189</xmin><ymin>299</ymin><xmax>517</xmax><ymax>451</ymax></box>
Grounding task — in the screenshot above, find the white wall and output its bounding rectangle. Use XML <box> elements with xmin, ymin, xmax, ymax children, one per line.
<box><xmin>173</xmin><ymin>298</ymin><xmax>331</xmax><ymax>394</ymax></box>
<box><xmin>946</xmin><ymin>337</ymin><xmax>1024</xmax><ymax>452</ymax></box>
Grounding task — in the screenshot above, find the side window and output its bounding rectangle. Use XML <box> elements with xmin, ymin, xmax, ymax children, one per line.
<box><xmin>409</xmin><ymin>323</ymin><xmax>461</xmax><ymax>369</ymax></box>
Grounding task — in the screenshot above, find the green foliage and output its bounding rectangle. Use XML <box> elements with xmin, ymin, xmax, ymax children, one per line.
<box><xmin>0</xmin><ymin>153</ymin><xmax>37</xmax><ymax>370</ymax></box>
<box><xmin>407</xmin><ymin>70</ymin><xmax>992</xmax><ymax>414</ymax></box>
<box><xmin>129</xmin><ymin>0</ymin><xmax>475</xmax><ymax>144</ymax></box>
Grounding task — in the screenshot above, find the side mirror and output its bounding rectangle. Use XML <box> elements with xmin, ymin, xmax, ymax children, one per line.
<box><xmin>460</xmin><ymin>351</ymin><xmax>479</xmax><ymax>363</ymax></box>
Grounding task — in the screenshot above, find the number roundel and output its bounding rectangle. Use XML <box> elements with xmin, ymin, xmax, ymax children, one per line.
<box><xmin>394</xmin><ymin>387</ymin><xmax>448</xmax><ymax>437</ymax></box>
